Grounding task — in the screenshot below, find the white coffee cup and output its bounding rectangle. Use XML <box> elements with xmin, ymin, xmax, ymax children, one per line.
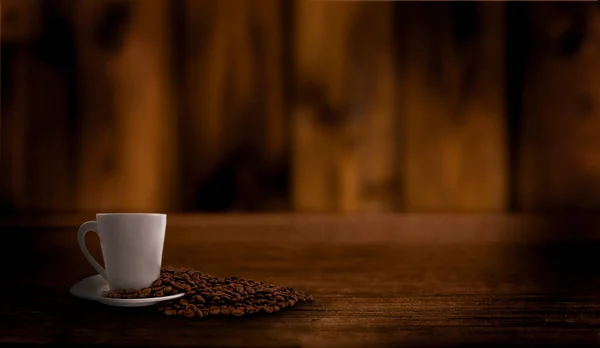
<box><xmin>77</xmin><ymin>213</ymin><xmax>166</xmax><ymax>290</ymax></box>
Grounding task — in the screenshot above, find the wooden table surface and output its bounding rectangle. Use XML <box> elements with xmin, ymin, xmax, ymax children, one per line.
<box><xmin>4</xmin><ymin>214</ymin><xmax>600</xmax><ymax>347</ymax></box>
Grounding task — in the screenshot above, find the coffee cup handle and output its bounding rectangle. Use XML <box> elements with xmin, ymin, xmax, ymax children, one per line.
<box><xmin>77</xmin><ymin>221</ymin><xmax>107</xmax><ymax>279</ymax></box>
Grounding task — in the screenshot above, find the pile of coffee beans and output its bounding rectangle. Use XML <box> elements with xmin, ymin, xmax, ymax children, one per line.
<box><xmin>102</xmin><ymin>266</ymin><xmax>314</xmax><ymax>319</ymax></box>
<box><xmin>102</xmin><ymin>285</ymin><xmax>175</xmax><ymax>299</ymax></box>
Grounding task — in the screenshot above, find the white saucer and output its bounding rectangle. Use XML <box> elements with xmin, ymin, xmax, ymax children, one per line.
<box><xmin>69</xmin><ymin>274</ymin><xmax>185</xmax><ymax>307</ymax></box>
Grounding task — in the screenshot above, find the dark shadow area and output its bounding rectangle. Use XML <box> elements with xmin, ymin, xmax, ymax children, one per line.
<box><xmin>504</xmin><ymin>1</ymin><xmax>600</xmax><ymax>294</ymax></box>
<box><xmin>522</xmin><ymin>217</ymin><xmax>600</xmax><ymax>293</ymax></box>
<box><xmin>505</xmin><ymin>1</ymin><xmax>529</xmax><ymax>213</ymax></box>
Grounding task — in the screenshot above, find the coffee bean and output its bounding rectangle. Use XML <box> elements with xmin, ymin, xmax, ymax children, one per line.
<box><xmin>194</xmin><ymin>295</ymin><xmax>206</xmax><ymax>303</ymax></box>
<box><xmin>101</xmin><ymin>267</ymin><xmax>314</xmax><ymax>319</ymax></box>
<box><xmin>172</xmin><ymin>282</ymin><xmax>186</xmax><ymax>290</ymax></box>
<box><xmin>104</xmin><ymin>280</ymin><xmax>181</xmax><ymax>299</ymax></box>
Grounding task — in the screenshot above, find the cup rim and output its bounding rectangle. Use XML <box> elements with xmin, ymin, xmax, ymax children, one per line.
<box><xmin>96</xmin><ymin>213</ymin><xmax>166</xmax><ymax>217</ymax></box>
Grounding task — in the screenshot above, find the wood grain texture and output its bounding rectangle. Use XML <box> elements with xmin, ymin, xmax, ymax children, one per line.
<box><xmin>293</xmin><ymin>1</ymin><xmax>398</xmax><ymax>212</ymax></box>
<box><xmin>0</xmin><ymin>48</ymin><xmax>28</xmax><ymax>210</ymax></box>
<box><xmin>4</xmin><ymin>215</ymin><xmax>600</xmax><ymax>347</ymax></box>
<box><xmin>0</xmin><ymin>0</ymin><xmax>76</xmax><ymax>212</ymax></box>
<box><xmin>0</xmin><ymin>0</ymin><xmax>40</xmax><ymax>42</ymax></box>
<box><xmin>518</xmin><ymin>3</ymin><xmax>600</xmax><ymax>212</ymax></box>
<box><xmin>180</xmin><ymin>0</ymin><xmax>287</xmax><ymax>211</ymax></box>
<box><xmin>3</xmin><ymin>3</ymin><xmax>600</xmax><ymax>215</ymax></box>
<box><xmin>399</xmin><ymin>3</ymin><xmax>507</xmax><ymax>212</ymax></box>
<box><xmin>75</xmin><ymin>0</ymin><xmax>178</xmax><ymax>212</ymax></box>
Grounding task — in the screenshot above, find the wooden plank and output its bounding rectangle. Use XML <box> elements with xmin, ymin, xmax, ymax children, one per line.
<box><xmin>181</xmin><ymin>0</ymin><xmax>287</xmax><ymax>211</ymax></box>
<box><xmin>0</xmin><ymin>1</ymin><xmax>81</xmax><ymax>212</ymax></box>
<box><xmin>0</xmin><ymin>4</ymin><xmax>39</xmax><ymax>211</ymax></box>
<box><xmin>23</xmin><ymin>51</ymin><xmax>74</xmax><ymax>212</ymax></box>
<box><xmin>0</xmin><ymin>57</ymin><xmax>74</xmax><ymax>212</ymax></box>
<box><xmin>0</xmin><ymin>0</ymin><xmax>40</xmax><ymax>42</ymax></box>
<box><xmin>518</xmin><ymin>3</ymin><xmax>600</xmax><ymax>212</ymax></box>
<box><xmin>399</xmin><ymin>3</ymin><xmax>507</xmax><ymax>212</ymax></box>
<box><xmin>0</xmin><ymin>49</ymin><xmax>29</xmax><ymax>211</ymax></box>
<box><xmin>74</xmin><ymin>0</ymin><xmax>178</xmax><ymax>212</ymax></box>
<box><xmin>292</xmin><ymin>1</ymin><xmax>398</xmax><ymax>212</ymax></box>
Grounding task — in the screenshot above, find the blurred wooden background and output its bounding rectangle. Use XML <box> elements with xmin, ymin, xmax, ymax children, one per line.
<box><xmin>1</xmin><ymin>0</ymin><xmax>599</xmax><ymax>214</ymax></box>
